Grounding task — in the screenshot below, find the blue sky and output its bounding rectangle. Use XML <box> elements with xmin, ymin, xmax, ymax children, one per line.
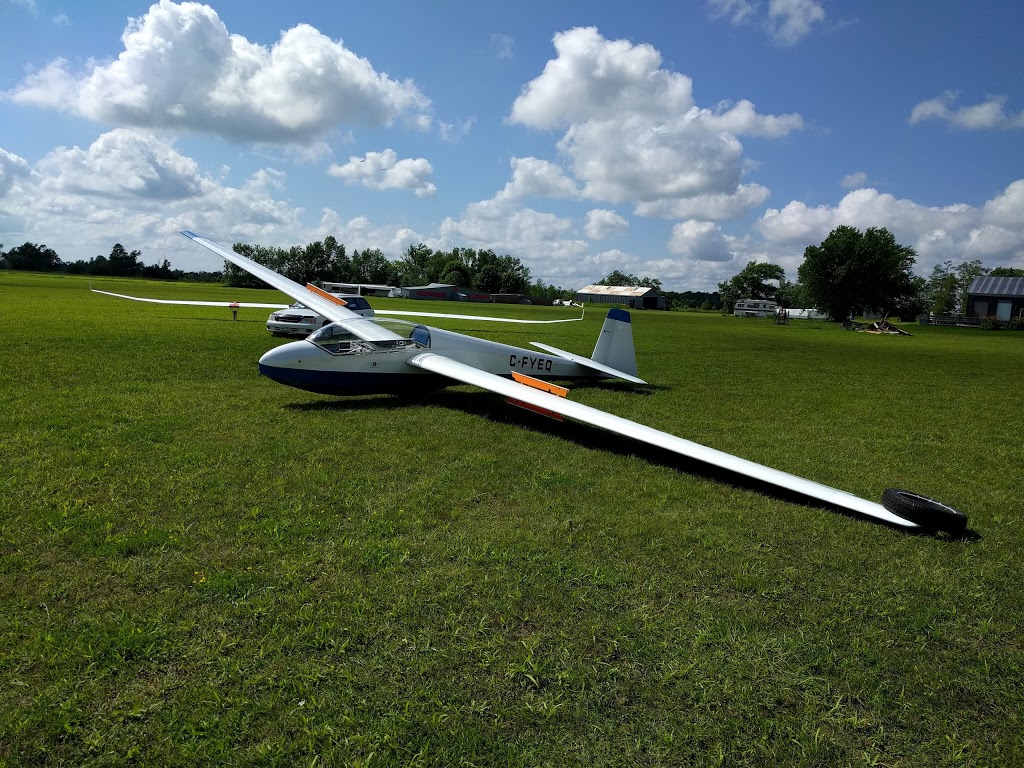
<box><xmin>1</xmin><ymin>0</ymin><xmax>1022</xmax><ymax>290</ymax></box>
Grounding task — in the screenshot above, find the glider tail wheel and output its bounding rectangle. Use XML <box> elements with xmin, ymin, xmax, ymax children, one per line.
<box><xmin>881</xmin><ymin>488</ymin><xmax>968</xmax><ymax>532</ymax></box>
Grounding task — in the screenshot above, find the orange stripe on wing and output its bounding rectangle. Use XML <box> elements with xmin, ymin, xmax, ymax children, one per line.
<box><xmin>306</xmin><ymin>283</ymin><xmax>348</xmax><ymax>306</ymax></box>
<box><xmin>506</xmin><ymin>398</ymin><xmax>564</xmax><ymax>421</ymax></box>
<box><xmin>511</xmin><ymin>372</ymin><xmax>569</xmax><ymax>397</ymax></box>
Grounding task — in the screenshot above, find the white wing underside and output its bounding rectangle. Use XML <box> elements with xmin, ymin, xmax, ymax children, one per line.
<box><xmin>91</xmin><ymin>288</ymin><xmax>583</xmax><ymax>326</ymax></box>
<box><xmin>406</xmin><ymin>352</ymin><xmax>918</xmax><ymax>528</ymax></box>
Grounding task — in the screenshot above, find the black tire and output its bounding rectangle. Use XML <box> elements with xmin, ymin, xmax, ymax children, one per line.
<box><xmin>881</xmin><ymin>488</ymin><xmax>967</xmax><ymax>532</ymax></box>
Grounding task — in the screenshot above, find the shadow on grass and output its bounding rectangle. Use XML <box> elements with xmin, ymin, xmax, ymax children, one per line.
<box><xmin>286</xmin><ymin>388</ymin><xmax>979</xmax><ymax>541</ymax></box>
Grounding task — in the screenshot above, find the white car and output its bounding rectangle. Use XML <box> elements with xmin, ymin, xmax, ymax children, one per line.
<box><xmin>267</xmin><ymin>296</ymin><xmax>374</xmax><ymax>336</ymax></box>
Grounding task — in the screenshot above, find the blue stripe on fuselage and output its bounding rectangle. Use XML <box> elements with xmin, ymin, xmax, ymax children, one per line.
<box><xmin>258</xmin><ymin>364</ymin><xmax>446</xmax><ymax>396</ymax></box>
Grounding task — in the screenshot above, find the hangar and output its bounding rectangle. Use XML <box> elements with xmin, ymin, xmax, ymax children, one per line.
<box><xmin>577</xmin><ymin>284</ymin><xmax>666</xmax><ymax>310</ymax></box>
<box><xmin>965</xmin><ymin>276</ymin><xmax>1024</xmax><ymax>321</ymax></box>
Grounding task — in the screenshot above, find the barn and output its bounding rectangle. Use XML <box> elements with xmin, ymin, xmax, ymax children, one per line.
<box><xmin>577</xmin><ymin>284</ymin><xmax>666</xmax><ymax>310</ymax></box>
<box><xmin>965</xmin><ymin>276</ymin><xmax>1024</xmax><ymax>321</ymax></box>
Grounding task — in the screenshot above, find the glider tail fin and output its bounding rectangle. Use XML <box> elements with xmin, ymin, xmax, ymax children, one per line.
<box><xmin>591</xmin><ymin>309</ymin><xmax>639</xmax><ymax>378</ymax></box>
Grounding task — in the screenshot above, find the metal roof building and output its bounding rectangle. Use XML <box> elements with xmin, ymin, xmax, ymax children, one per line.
<box><xmin>966</xmin><ymin>276</ymin><xmax>1024</xmax><ymax>320</ymax></box>
<box><xmin>577</xmin><ymin>284</ymin><xmax>666</xmax><ymax>310</ymax></box>
<box><xmin>399</xmin><ymin>283</ymin><xmax>459</xmax><ymax>301</ymax></box>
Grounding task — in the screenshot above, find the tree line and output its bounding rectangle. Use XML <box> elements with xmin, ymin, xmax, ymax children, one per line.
<box><xmin>0</xmin><ymin>241</ymin><xmax>222</xmax><ymax>282</ymax></box>
<box><xmin>221</xmin><ymin>239</ymin><xmax>546</xmax><ymax>296</ymax></box>
<box><xmin>0</xmin><ymin>238</ymin><xmax>578</xmax><ymax>299</ymax></box>
<box><xmin>6</xmin><ymin>229</ymin><xmax>1016</xmax><ymax>318</ymax></box>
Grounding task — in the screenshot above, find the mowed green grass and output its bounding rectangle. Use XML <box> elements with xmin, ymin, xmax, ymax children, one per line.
<box><xmin>1</xmin><ymin>271</ymin><xmax>1022</xmax><ymax>767</ymax></box>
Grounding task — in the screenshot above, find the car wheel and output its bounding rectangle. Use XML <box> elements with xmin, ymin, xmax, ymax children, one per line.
<box><xmin>881</xmin><ymin>488</ymin><xmax>967</xmax><ymax>531</ymax></box>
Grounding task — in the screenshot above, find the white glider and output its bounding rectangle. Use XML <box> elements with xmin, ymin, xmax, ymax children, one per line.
<box><xmin>92</xmin><ymin>231</ymin><xmax>967</xmax><ymax>533</ymax></box>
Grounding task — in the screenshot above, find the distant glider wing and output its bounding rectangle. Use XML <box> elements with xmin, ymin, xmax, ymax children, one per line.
<box><xmin>406</xmin><ymin>352</ymin><xmax>919</xmax><ymax>529</ymax></box>
<box><xmin>90</xmin><ymin>288</ymin><xmax>286</xmax><ymax>309</ymax></box>
<box><xmin>375</xmin><ymin>308</ymin><xmax>584</xmax><ymax>324</ymax></box>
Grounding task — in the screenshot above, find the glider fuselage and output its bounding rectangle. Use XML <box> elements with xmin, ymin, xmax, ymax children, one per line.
<box><xmin>257</xmin><ymin>321</ymin><xmax>597</xmax><ymax>396</ymax></box>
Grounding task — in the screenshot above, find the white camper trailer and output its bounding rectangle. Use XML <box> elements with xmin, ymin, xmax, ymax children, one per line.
<box><xmin>733</xmin><ymin>299</ymin><xmax>777</xmax><ymax>318</ymax></box>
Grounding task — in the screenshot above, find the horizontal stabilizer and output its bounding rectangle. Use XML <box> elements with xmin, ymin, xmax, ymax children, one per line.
<box><xmin>529</xmin><ymin>342</ymin><xmax>646</xmax><ymax>384</ymax></box>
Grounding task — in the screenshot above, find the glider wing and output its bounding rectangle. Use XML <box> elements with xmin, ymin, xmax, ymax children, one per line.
<box><xmin>375</xmin><ymin>309</ymin><xmax>585</xmax><ymax>324</ymax></box>
<box><xmin>406</xmin><ymin>351</ymin><xmax>918</xmax><ymax>529</ymax></box>
<box><xmin>180</xmin><ymin>231</ymin><xmax>403</xmax><ymax>341</ymax></box>
<box><xmin>90</xmin><ymin>288</ymin><xmax>286</xmax><ymax>309</ymax></box>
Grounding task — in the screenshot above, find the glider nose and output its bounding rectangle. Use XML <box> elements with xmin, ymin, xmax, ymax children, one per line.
<box><xmin>258</xmin><ymin>341</ymin><xmax>315</xmax><ymax>386</ymax></box>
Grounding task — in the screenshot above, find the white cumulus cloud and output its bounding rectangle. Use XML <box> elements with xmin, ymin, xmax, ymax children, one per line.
<box><xmin>668</xmin><ymin>220</ymin><xmax>736</xmax><ymax>262</ymax></box>
<box><xmin>841</xmin><ymin>171</ymin><xmax>868</xmax><ymax>189</ymax></box>
<box><xmin>0</xmin><ymin>147</ymin><xmax>31</xmax><ymax>198</ymax></box>
<box><xmin>3</xmin><ymin>0</ymin><xmax>431</xmax><ymax>143</ymax></box>
<box><xmin>910</xmin><ymin>92</ymin><xmax>1024</xmax><ymax>130</ymax></box>
<box><xmin>508</xmin><ymin>27</ymin><xmax>800</xmax><ymax>217</ymax></box>
<box><xmin>36</xmin><ymin>129</ymin><xmax>204</xmax><ymax>200</ymax></box>
<box><xmin>0</xmin><ymin>131</ymin><xmax>311</xmax><ymax>270</ymax></box>
<box><xmin>327</xmin><ymin>149</ymin><xmax>436</xmax><ymax>198</ymax></box>
<box><xmin>757</xmin><ymin>183</ymin><xmax>1024</xmax><ymax>272</ymax></box>
<box><xmin>707</xmin><ymin>0</ymin><xmax>826</xmax><ymax>44</ymax></box>
<box><xmin>768</xmin><ymin>0</ymin><xmax>826</xmax><ymax>44</ymax></box>
<box><xmin>635</xmin><ymin>183</ymin><xmax>771</xmax><ymax>220</ymax></box>
<box><xmin>495</xmin><ymin>156</ymin><xmax>580</xmax><ymax>201</ymax></box>
<box><xmin>584</xmin><ymin>209</ymin><xmax>628</xmax><ymax>239</ymax></box>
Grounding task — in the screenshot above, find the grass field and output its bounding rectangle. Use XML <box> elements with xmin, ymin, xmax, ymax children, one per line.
<box><xmin>1</xmin><ymin>271</ymin><xmax>1022</xmax><ymax>766</ymax></box>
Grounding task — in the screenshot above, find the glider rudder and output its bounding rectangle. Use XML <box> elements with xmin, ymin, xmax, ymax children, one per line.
<box><xmin>591</xmin><ymin>309</ymin><xmax>639</xmax><ymax>378</ymax></box>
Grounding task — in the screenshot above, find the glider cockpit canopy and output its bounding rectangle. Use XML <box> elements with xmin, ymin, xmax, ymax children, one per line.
<box><xmin>308</xmin><ymin>318</ymin><xmax>431</xmax><ymax>356</ymax></box>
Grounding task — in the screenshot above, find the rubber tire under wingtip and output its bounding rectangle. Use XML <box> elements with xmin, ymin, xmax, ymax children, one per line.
<box><xmin>881</xmin><ymin>488</ymin><xmax>967</xmax><ymax>532</ymax></box>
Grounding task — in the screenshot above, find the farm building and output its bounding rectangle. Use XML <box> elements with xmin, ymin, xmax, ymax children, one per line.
<box><xmin>965</xmin><ymin>276</ymin><xmax>1024</xmax><ymax>321</ymax></box>
<box><xmin>577</xmin><ymin>284</ymin><xmax>666</xmax><ymax>310</ymax></box>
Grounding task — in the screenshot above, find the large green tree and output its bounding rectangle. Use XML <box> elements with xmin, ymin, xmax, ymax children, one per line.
<box><xmin>797</xmin><ymin>226</ymin><xmax>917</xmax><ymax>320</ymax></box>
<box><xmin>717</xmin><ymin>261</ymin><xmax>786</xmax><ymax>313</ymax></box>
<box><xmin>107</xmin><ymin>243</ymin><xmax>144</xmax><ymax>277</ymax></box>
